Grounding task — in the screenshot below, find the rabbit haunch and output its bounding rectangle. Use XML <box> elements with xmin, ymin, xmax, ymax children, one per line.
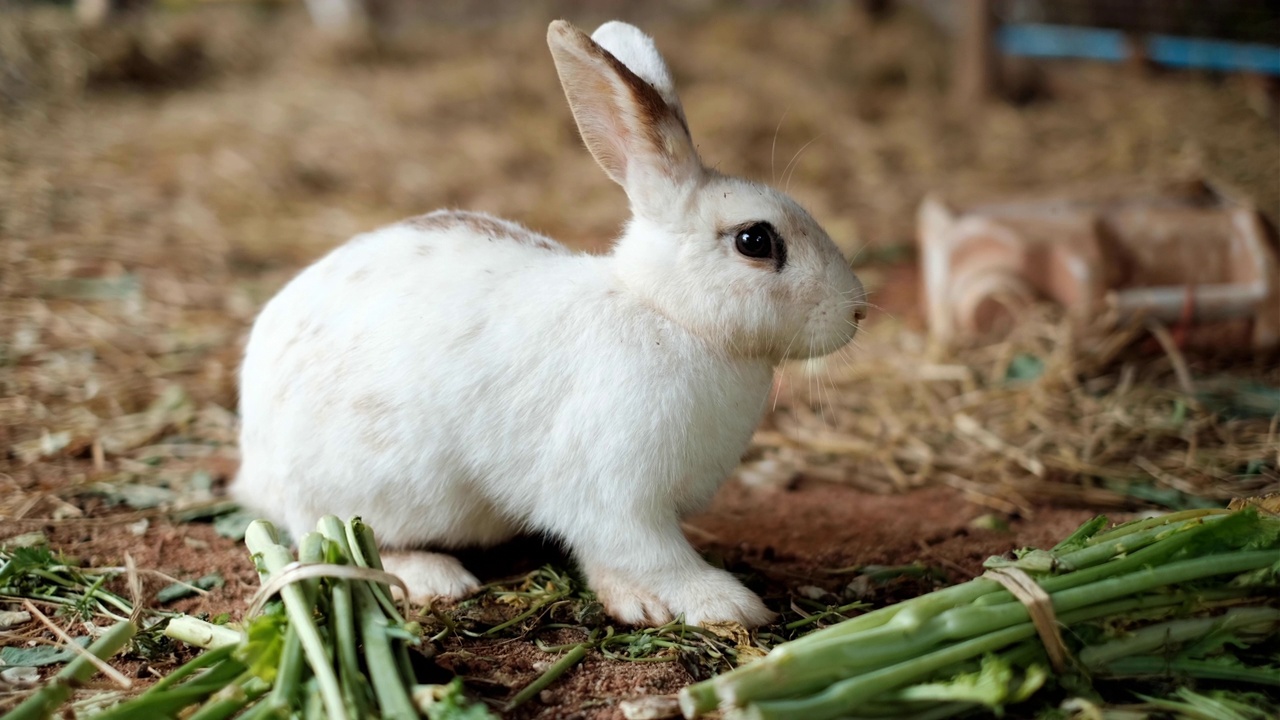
<box><xmin>232</xmin><ymin>19</ymin><xmax>864</xmax><ymax>627</ymax></box>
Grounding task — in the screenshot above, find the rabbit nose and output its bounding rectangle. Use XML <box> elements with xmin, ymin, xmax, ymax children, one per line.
<box><xmin>852</xmin><ymin>304</ymin><xmax>867</xmax><ymax>323</ymax></box>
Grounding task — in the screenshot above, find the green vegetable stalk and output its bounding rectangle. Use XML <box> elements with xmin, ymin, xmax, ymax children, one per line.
<box><xmin>681</xmin><ymin>506</ymin><xmax>1280</xmax><ymax>720</ymax></box>
<box><xmin>4</xmin><ymin>620</ymin><xmax>137</xmax><ymax>720</ymax></box>
<box><xmin>19</xmin><ymin>516</ymin><xmax>496</xmax><ymax>720</ymax></box>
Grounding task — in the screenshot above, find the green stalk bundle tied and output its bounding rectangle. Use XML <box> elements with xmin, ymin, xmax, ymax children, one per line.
<box><xmin>680</xmin><ymin>505</ymin><xmax>1280</xmax><ymax>720</ymax></box>
<box><xmin>49</xmin><ymin>516</ymin><xmax>495</xmax><ymax>720</ymax></box>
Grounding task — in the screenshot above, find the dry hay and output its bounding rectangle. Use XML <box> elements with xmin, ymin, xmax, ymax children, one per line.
<box><xmin>751</xmin><ymin>308</ymin><xmax>1280</xmax><ymax>514</ymax></box>
<box><xmin>1</xmin><ymin>3</ymin><xmax>1278</xmax><ymax>527</ymax></box>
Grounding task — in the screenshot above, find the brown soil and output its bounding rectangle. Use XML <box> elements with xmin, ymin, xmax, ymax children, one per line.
<box><xmin>18</xmin><ymin>480</ymin><xmax>1106</xmax><ymax>719</ymax></box>
<box><xmin>692</xmin><ymin>482</ymin><xmax>1102</xmax><ymax>584</ymax></box>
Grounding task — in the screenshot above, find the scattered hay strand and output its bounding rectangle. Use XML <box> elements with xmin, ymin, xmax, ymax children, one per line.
<box><xmin>753</xmin><ymin>308</ymin><xmax>1279</xmax><ymax>510</ymax></box>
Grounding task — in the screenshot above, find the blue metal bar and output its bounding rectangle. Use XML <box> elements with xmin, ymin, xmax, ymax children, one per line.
<box><xmin>998</xmin><ymin>23</ymin><xmax>1280</xmax><ymax>75</ymax></box>
<box><xmin>1148</xmin><ymin>35</ymin><xmax>1280</xmax><ymax>75</ymax></box>
<box><xmin>998</xmin><ymin>23</ymin><xmax>1127</xmax><ymax>62</ymax></box>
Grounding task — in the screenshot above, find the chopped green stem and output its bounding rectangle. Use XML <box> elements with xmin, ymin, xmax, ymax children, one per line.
<box><xmin>268</xmin><ymin>623</ymin><xmax>305</xmax><ymax>714</ymax></box>
<box><xmin>235</xmin><ymin>699</ymin><xmax>276</xmax><ymax>720</ymax></box>
<box><xmin>679</xmin><ymin>681</ymin><xmax>721</xmax><ymax>718</ymax></box>
<box><xmin>505</xmin><ymin>644</ymin><xmax>589</xmax><ymax>711</ymax></box>
<box><xmin>346</xmin><ymin>519</ymin><xmax>405</xmax><ymax>624</ymax></box>
<box><xmin>140</xmin><ymin>644</ymin><xmax>238</xmax><ymax>696</ymax></box>
<box><xmin>317</xmin><ymin>517</ymin><xmax>369</xmax><ymax>719</ymax></box>
<box><xmin>165</xmin><ymin>616</ymin><xmax>244</xmax><ymax>650</ymax></box>
<box><xmin>483</xmin><ymin>598</ymin><xmax>567</xmax><ymax>636</ymax></box>
<box><xmin>739</xmin><ymin>624</ymin><xmax>1037</xmax><ymax>720</ymax></box>
<box><xmin>1049</xmin><ymin>515</ymin><xmax>1109</xmax><ymax>552</ymax></box>
<box><xmin>93</xmin><ymin>657</ymin><xmax>250</xmax><ymax>720</ymax></box>
<box><xmin>3</xmin><ymin>620</ymin><xmax>137</xmax><ymax>720</ymax></box>
<box><xmin>1049</xmin><ymin>550</ymin><xmax>1275</xmax><ymax>616</ymax></box>
<box><xmin>784</xmin><ymin>601</ymin><xmax>868</xmax><ymax>631</ymax></box>
<box><xmin>27</xmin><ymin>569</ymin><xmax>135</xmax><ymax>616</ymax></box>
<box><xmin>304</xmin><ymin>677</ymin><xmax>326</xmax><ymax>720</ymax></box>
<box><xmin>706</xmin><ymin>550</ymin><xmax>1277</xmax><ymax>709</ymax></box>
<box><xmin>1050</xmin><ymin>513</ymin><xmax>1226</xmax><ymax>574</ymax></box>
<box><xmin>1101</xmin><ymin>656</ymin><xmax>1280</xmax><ymax>686</ymax></box>
<box><xmin>1079</xmin><ymin>607</ymin><xmax>1280</xmax><ymax>668</ymax></box>
<box><xmin>245</xmin><ymin>521</ymin><xmax>349</xmax><ymax>720</ymax></box>
<box><xmin>1085</xmin><ymin>508</ymin><xmax>1229</xmax><ymax>546</ymax></box>
<box><xmin>833</xmin><ymin>701</ymin><xmax>977</xmax><ymax>720</ymax></box>
<box><xmin>786</xmin><ymin>581</ymin><xmax>997</xmax><ymax>650</ymax></box>
<box><xmin>186</xmin><ymin>672</ymin><xmax>272</xmax><ymax>720</ymax></box>
<box><xmin>354</xmin><ymin>582</ymin><xmax>418</xmax><ymax>720</ymax></box>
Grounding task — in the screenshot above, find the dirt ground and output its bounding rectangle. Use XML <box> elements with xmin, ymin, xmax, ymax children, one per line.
<box><xmin>2</xmin><ymin>2</ymin><xmax>1278</xmax><ymax>718</ymax></box>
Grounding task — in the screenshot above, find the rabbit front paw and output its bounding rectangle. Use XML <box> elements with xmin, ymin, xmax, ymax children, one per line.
<box><xmin>587</xmin><ymin>564</ymin><xmax>775</xmax><ymax>628</ymax></box>
<box><xmin>382</xmin><ymin>551</ymin><xmax>480</xmax><ymax>604</ymax></box>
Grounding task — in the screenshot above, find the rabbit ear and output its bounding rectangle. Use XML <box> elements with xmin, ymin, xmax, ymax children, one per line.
<box><xmin>589</xmin><ymin>21</ymin><xmax>687</xmax><ymax>125</ymax></box>
<box><xmin>547</xmin><ymin>20</ymin><xmax>702</xmax><ymax>209</ymax></box>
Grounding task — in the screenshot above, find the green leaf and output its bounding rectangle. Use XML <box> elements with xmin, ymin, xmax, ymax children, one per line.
<box><xmin>419</xmin><ymin>678</ymin><xmax>498</xmax><ymax>720</ymax></box>
<box><xmin>170</xmin><ymin>507</ymin><xmax>258</xmax><ymax>540</ymax></box>
<box><xmin>155</xmin><ymin>573</ymin><xmax>225</xmax><ymax>603</ymax></box>
<box><xmin>0</xmin><ymin>637</ymin><xmax>90</xmax><ymax>667</ymax></box>
<box><xmin>985</xmin><ymin>548</ymin><xmax>1058</xmax><ymax>574</ymax></box>
<box><xmin>1137</xmin><ymin>686</ymin><xmax>1275</xmax><ymax>720</ymax></box>
<box><xmin>92</xmin><ymin>482</ymin><xmax>177</xmax><ymax>510</ymax></box>
<box><xmin>235</xmin><ymin>609</ymin><xmax>287</xmax><ymax>683</ymax></box>
<box><xmin>0</xmin><ymin>545</ymin><xmax>60</xmax><ymax>587</ymax></box>
<box><xmin>1103</xmin><ymin>480</ymin><xmax>1223</xmax><ymax>510</ymax></box>
<box><xmin>890</xmin><ymin>654</ymin><xmax>1048</xmax><ymax>709</ymax></box>
<box><xmin>1179</xmin><ymin>509</ymin><xmax>1280</xmax><ymax>559</ymax></box>
<box><xmin>37</xmin><ymin>274</ymin><xmax>142</xmax><ymax>301</ymax></box>
<box><xmin>1196</xmin><ymin>380</ymin><xmax>1280</xmax><ymax>420</ymax></box>
<box><xmin>1004</xmin><ymin>354</ymin><xmax>1045</xmax><ymax>384</ymax></box>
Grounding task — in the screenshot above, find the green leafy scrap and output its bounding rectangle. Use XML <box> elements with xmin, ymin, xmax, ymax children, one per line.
<box><xmin>891</xmin><ymin>654</ymin><xmax>1048</xmax><ymax>709</ymax></box>
<box><xmin>419</xmin><ymin>678</ymin><xmax>499</xmax><ymax>720</ymax></box>
<box><xmin>235</xmin><ymin>609</ymin><xmax>287</xmax><ymax>684</ymax></box>
<box><xmin>0</xmin><ymin>637</ymin><xmax>90</xmax><ymax>667</ymax></box>
<box><xmin>155</xmin><ymin>573</ymin><xmax>225</xmax><ymax>603</ymax></box>
<box><xmin>1004</xmin><ymin>354</ymin><xmax>1046</xmax><ymax>384</ymax></box>
<box><xmin>1137</xmin><ymin>687</ymin><xmax>1278</xmax><ymax>720</ymax></box>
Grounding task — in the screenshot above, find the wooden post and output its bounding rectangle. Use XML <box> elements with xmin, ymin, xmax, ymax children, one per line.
<box><xmin>951</xmin><ymin>0</ymin><xmax>998</xmax><ymax>108</ymax></box>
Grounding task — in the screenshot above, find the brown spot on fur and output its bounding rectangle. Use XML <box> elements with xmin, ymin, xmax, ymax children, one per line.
<box><xmin>449</xmin><ymin>318</ymin><xmax>488</xmax><ymax>351</ymax></box>
<box><xmin>348</xmin><ymin>268</ymin><xmax>371</xmax><ymax>283</ymax></box>
<box><xmin>404</xmin><ymin>211</ymin><xmax>561</xmax><ymax>252</ymax></box>
<box><xmin>352</xmin><ymin>395</ymin><xmax>395</xmax><ymax>420</ymax></box>
<box><xmin>359</xmin><ymin>428</ymin><xmax>394</xmax><ymax>451</ymax></box>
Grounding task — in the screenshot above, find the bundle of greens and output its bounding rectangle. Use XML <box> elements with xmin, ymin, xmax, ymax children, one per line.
<box><xmin>6</xmin><ymin>517</ymin><xmax>494</xmax><ymax>720</ymax></box>
<box><xmin>680</xmin><ymin>506</ymin><xmax>1280</xmax><ymax>720</ymax></box>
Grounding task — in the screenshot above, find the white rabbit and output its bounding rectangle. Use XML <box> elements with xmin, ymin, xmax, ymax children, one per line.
<box><xmin>233</xmin><ymin>19</ymin><xmax>865</xmax><ymax>627</ymax></box>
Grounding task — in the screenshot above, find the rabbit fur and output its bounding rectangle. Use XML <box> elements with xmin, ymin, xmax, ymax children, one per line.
<box><xmin>233</xmin><ymin>19</ymin><xmax>865</xmax><ymax>627</ymax></box>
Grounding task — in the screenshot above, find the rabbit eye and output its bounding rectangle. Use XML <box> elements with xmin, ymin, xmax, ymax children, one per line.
<box><xmin>734</xmin><ymin>223</ymin><xmax>778</xmax><ymax>262</ymax></box>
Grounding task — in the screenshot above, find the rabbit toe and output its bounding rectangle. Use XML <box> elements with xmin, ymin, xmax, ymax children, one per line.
<box><xmin>589</xmin><ymin>567</ymin><xmax>674</xmax><ymax>627</ymax></box>
<box><xmin>670</xmin><ymin>570</ymin><xmax>777</xmax><ymax>628</ymax></box>
<box><xmin>382</xmin><ymin>551</ymin><xmax>480</xmax><ymax>604</ymax></box>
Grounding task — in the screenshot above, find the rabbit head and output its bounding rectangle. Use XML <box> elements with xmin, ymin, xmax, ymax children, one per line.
<box><xmin>548</xmin><ymin>20</ymin><xmax>865</xmax><ymax>363</ymax></box>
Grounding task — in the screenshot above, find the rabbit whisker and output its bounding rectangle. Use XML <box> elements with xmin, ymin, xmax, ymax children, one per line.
<box><xmin>782</xmin><ymin>135</ymin><xmax>821</xmax><ymax>194</ymax></box>
<box><xmin>771</xmin><ymin>108</ymin><xmax>790</xmax><ymax>185</ymax></box>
